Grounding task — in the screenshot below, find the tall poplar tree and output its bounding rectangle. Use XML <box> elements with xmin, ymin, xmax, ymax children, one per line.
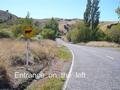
<box><xmin>84</xmin><ymin>0</ymin><xmax>100</xmax><ymax>40</ymax></box>
<box><xmin>84</xmin><ymin>0</ymin><xmax>91</xmax><ymax>27</ymax></box>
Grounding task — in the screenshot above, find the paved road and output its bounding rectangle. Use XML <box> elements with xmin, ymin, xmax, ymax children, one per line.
<box><xmin>57</xmin><ymin>39</ymin><xmax>120</xmax><ymax>90</ymax></box>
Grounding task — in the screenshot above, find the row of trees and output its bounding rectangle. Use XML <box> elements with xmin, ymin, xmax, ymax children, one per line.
<box><xmin>67</xmin><ymin>0</ymin><xmax>120</xmax><ymax>44</ymax></box>
<box><xmin>0</xmin><ymin>12</ymin><xmax>59</xmax><ymax>40</ymax></box>
<box><xmin>7</xmin><ymin>0</ymin><xmax>101</xmax><ymax>41</ymax></box>
<box><xmin>84</xmin><ymin>0</ymin><xmax>100</xmax><ymax>40</ymax></box>
<box><xmin>67</xmin><ymin>0</ymin><xmax>102</xmax><ymax>43</ymax></box>
<box><xmin>106</xmin><ymin>7</ymin><xmax>120</xmax><ymax>43</ymax></box>
<box><xmin>11</xmin><ymin>12</ymin><xmax>59</xmax><ymax>40</ymax></box>
<box><xmin>1</xmin><ymin>0</ymin><xmax>120</xmax><ymax>43</ymax></box>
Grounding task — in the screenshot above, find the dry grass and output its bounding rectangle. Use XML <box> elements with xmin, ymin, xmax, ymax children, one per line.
<box><xmin>0</xmin><ymin>39</ymin><xmax>25</xmax><ymax>68</ymax></box>
<box><xmin>82</xmin><ymin>41</ymin><xmax>120</xmax><ymax>47</ymax></box>
<box><xmin>0</xmin><ymin>39</ymin><xmax>57</xmax><ymax>67</ymax></box>
<box><xmin>26</xmin><ymin>77</ymin><xmax>65</xmax><ymax>90</ymax></box>
<box><xmin>0</xmin><ymin>39</ymin><xmax>72</xmax><ymax>89</ymax></box>
<box><xmin>0</xmin><ymin>39</ymin><xmax>59</xmax><ymax>88</ymax></box>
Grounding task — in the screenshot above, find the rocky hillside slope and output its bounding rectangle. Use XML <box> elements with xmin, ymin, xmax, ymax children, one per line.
<box><xmin>0</xmin><ymin>10</ymin><xmax>17</xmax><ymax>23</ymax></box>
<box><xmin>0</xmin><ymin>9</ymin><xmax>118</xmax><ymax>32</ymax></box>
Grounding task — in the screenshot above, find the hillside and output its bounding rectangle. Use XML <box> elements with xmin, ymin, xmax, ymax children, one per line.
<box><xmin>0</xmin><ymin>10</ymin><xmax>17</xmax><ymax>24</ymax></box>
<box><xmin>99</xmin><ymin>21</ymin><xmax>118</xmax><ymax>31</ymax></box>
<box><xmin>33</xmin><ymin>18</ymin><xmax>82</xmax><ymax>34</ymax></box>
<box><xmin>0</xmin><ymin>10</ymin><xmax>118</xmax><ymax>32</ymax></box>
<box><xmin>0</xmin><ymin>10</ymin><xmax>80</xmax><ymax>33</ymax></box>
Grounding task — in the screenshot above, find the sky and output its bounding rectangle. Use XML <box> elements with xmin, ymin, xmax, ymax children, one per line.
<box><xmin>0</xmin><ymin>0</ymin><xmax>119</xmax><ymax>21</ymax></box>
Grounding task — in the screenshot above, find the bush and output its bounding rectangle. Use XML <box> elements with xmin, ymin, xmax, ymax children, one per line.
<box><xmin>40</xmin><ymin>78</ymin><xmax>64</xmax><ymax>90</ymax></box>
<box><xmin>12</xmin><ymin>25</ymin><xmax>38</xmax><ymax>39</ymax></box>
<box><xmin>66</xmin><ymin>22</ymin><xmax>91</xmax><ymax>43</ymax></box>
<box><xmin>66</xmin><ymin>31</ymin><xmax>71</xmax><ymax>41</ymax></box>
<box><xmin>105</xmin><ymin>24</ymin><xmax>120</xmax><ymax>43</ymax></box>
<box><xmin>66</xmin><ymin>22</ymin><xmax>106</xmax><ymax>43</ymax></box>
<box><xmin>0</xmin><ymin>31</ymin><xmax>11</xmax><ymax>38</ymax></box>
<box><xmin>41</xmin><ymin>28</ymin><xmax>56</xmax><ymax>40</ymax></box>
<box><xmin>12</xmin><ymin>25</ymin><xmax>23</xmax><ymax>38</ymax></box>
<box><xmin>44</xmin><ymin>18</ymin><xmax>59</xmax><ymax>38</ymax></box>
<box><xmin>95</xmin><ymin>29</ymin><xmax>106</xmax><ymax>41</ymax></box>
<box><xmin>69</xmin><ymin>28</ymin><xmax>81</xmax><ymax>43</ymax></box>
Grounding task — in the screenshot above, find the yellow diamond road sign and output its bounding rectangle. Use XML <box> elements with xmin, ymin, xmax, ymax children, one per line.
<box><xmin>24</xmin><ymin>26</ymin><xmax>34</xmax><ymax>38</ymax></box>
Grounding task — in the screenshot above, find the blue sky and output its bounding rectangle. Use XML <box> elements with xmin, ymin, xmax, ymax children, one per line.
<box><xmin>0</xmin><ymin>0</ymin><xmax>119</xmax><ymax>21</ymax></box>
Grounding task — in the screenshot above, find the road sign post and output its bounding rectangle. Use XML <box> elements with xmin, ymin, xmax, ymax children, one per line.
<box><xmin>23</xmin><ymin>26</ymin><xmax>34</xmax><ymax>66</ymax></box>
<box><xmin>26</xmin><ymin>39</ymin><xmax>30</xmax><ymax>66</ymax></box>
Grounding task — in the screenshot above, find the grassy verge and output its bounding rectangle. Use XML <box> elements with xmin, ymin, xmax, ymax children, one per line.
<box><xmin>27</xmin><ymin>78</ymin><xmax>65</xmax><ymax>90</ymax></box>
<box><xmin>27</xmin><ymin>45</ymin><xmax>72</xmax><ymax>90</ymax></box>
<box><xmin>39</xmin><ymin>46</ymin><xmax>72</xmax><ymax>90</ymax></box>
<box><xmin>116</xmin><ymin>48</ymin><xmax>120</xmax><ymax>51</ymax></box>
<box><xmin>57</xmin><ymin>46</ymin><xmax>72</xmax><ymax>61</ymax></box>
<box><xmin>40</xmin><ymin>78</ymin><xmax>65</xmax><ymax>90</ymax></box>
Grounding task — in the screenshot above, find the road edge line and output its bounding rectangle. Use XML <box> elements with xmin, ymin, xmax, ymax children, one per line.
<box><xmin>62</xmin><ymin>45</ymin><xmax>75</xmax><ymax>90</ymax></box>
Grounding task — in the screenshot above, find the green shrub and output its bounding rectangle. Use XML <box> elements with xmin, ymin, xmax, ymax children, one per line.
<box><xmin>66</xmin><ymin>22</ymin><xmax>91</xmax><ymax>43</ymax></box>
<box><xmin>57</xmin><ymin>46</ymin><xmax>72</xmax><ymax>61</ymax></box>
<box><xmin>40</xmin><ymin>78</ymin><xmax>64</xmax><ymax>90</ymax></box>
<box><xmin>105</xmin><ymin>24</ymin><xmax>120</xmax><ymax>43</ymax></box>
<box><xmin>66</xmin><ymin>21</ymin><xmax>106</xmax><ymax>43</ymax></box>
<box><xmin>0</xmin><ymin>31</ymin><xmax>11</xmax><ymax>38</ymax></box>
<box><xmin>95</xmin><ymin>29</ymin><xmax>106</xmax><ymax>41</ymax></box>
<box><xmin>41</xmin><ymin>28</ymin><xmax>56</xmax><ymax>40</ymax></box>
<box><xmin>44</xmin><ymin>18</ymin><xmax>59</xmax><ymax>38</ymax></box>
<box><xmin>66</xmin><ymin>31</ymin><xmax>71</xmax><ymax>41</ymax></box>
<box><xmin>12</xmin><ymin>25</ymin><xmax>23</xmax><ymax>38</ymax></box>
<box><xmin>70</xmin><ymin>28</ymin><xmax>81</xmax><ymax>43</ymax></box>
<box><xmin>79</xmin><ymin>26</ymin><xmax>91</xmax><ymax>42</ymax></box>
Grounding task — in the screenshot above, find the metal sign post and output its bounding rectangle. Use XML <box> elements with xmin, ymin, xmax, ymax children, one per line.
<box><xmin>24</xmin><ymin>26</ymin><xmax>34</xmax><ymax>66</ymax></box>
<box><xmin>26</xmin><ymin>39</ymin><xmax>30</xmax><ymax>66</ymax></box>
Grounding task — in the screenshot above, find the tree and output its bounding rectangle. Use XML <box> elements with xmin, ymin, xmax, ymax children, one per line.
<box><xmin>84</xmin><ymin>0</ymin><xmax>91</xmax><ymax>27</ymax></box>
<box><xmin>66</xmin><ymin>22</ymin><xmax>91</xmax><ymax>43</ymax></box>
<box><xmin>13</xmin><ymin>12</ymin><xmax>35</xmax><ymax>38</ymax></box>
<box><xmin>17</xmin><ymin>12</ymin><xmax>33</xmax><ymax>26</ymax></box>
<box><xmin>116</xmin><ymin>7</ymin><xmax>120</xmax><ymax>21</ymax></box>
<box><xmin>105</xmin><ymin>24</ymin><xmax>120</xmax><ymax>43</ymax></box>
<box><xmin>84</xmin><ymin>0</ymin><xmax>100</xmax><ymax>40</ymax></box>
<box><xmin>90</xmin><ymin>0</ymin><xmax>100</xmax><ymax>30</ymax></box>
<box><xmin>44</xmin><ymin>18</ymin><xmax>59</xmax><ymax>37</ymax></box>
<box><xmin>41</xmin><ymin>28</ymin><xmax>55</xmax><ymax>40</ymax></box>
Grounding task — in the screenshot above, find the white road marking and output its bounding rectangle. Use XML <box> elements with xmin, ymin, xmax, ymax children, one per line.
<box><xmin>106</xmin><ymin>55</ymin><xmax>114</xmax><ymax>60</ymax></box>
<box><xmin>62</xmin><ymin>44</ymin><xmax>75</xmax><ymax>90</ymax></box>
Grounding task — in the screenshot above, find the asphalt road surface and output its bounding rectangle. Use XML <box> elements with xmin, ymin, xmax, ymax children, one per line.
<box><xmin>56</xmin><ymin>39</ymin><xmax>120</xmax><ymax>90</ymax></box>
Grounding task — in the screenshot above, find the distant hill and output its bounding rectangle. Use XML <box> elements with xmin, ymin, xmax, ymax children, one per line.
<box><xmin>33</xmin><ymin>18</ymin><xmax>82</xmax><ymax>34</ymax></box>
<box><xmin>0</xmin><ymin>10</ymin><xmax>18</xmax><ymax>23</ymax></box>
<box><xmin>0</xmin><ymin>10</ymin><xmax>80</xmax><ymax>32</ymax></box>
<box><xmin>0</xmin><ymin>9</ymin><xmax>118</xmax><ymax>32</ymax></box>
<box><xmin>99</xmin><ymin>21</ymin><xmax>118</xmax><ymax>31</ymax></box>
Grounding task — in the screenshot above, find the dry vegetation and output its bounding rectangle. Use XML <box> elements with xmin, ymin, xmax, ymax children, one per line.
<box><xmin>78</xmin><ymin>41</ymin><xmax>120</xmax><ymax>47</ymax></box>
<box><xmin>0</xmin><ymin>39</ymin><xmax>72</xmax><ymax>90</ymax></box>
<box><xmin>0</xmin><ymin>39</ymin><xmax>57</xmax><ymax>68</ymax></box>
<box><xmin>0</xmin><ymin>39</ymin><xmax>58</xmax><ymax>89</ymax></box>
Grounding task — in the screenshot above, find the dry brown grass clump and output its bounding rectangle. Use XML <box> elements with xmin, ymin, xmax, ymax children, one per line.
<box><xmin>0</xmin><ymin>39</ymin><xmax>58</xmax><ymax>89</ymax></box>
<box><xmin>0</xmin><ymin>39</ymin><xmax>25</xmax><ymax>67</ymax></box>
<box><xmin>0</xmin><ymin>39</ymin><xmax>57</xmax><ymax>67</ymax></box>
<box><xmin>85</xmin><ymin>41</ymin><xmax>120</xmax><ymax>47</ymax></box>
